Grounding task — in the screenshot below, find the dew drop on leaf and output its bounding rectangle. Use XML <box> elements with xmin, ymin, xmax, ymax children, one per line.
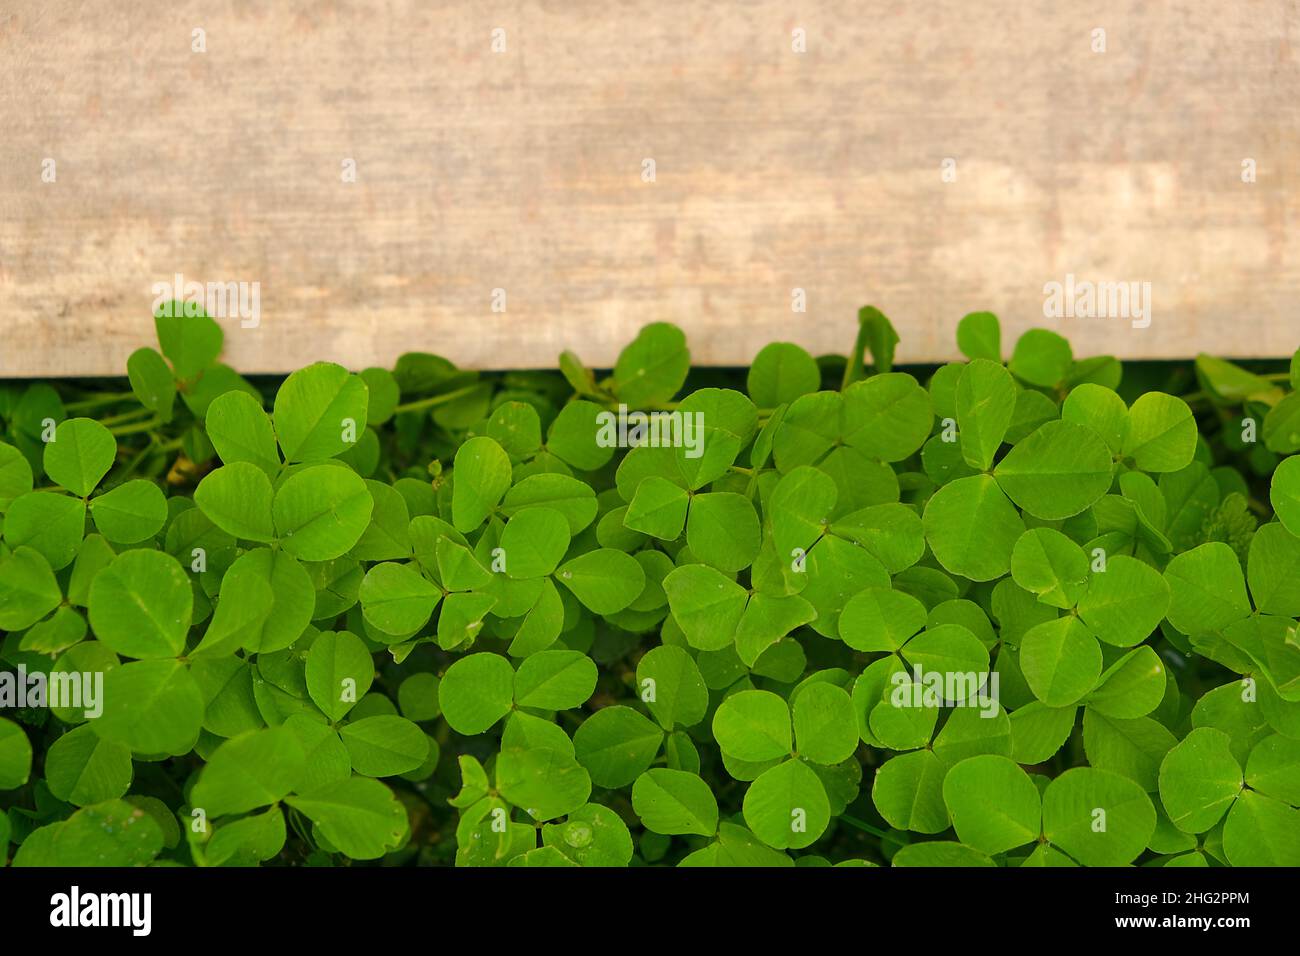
<box><xmin>564</xmin><ymin>822</ymin><xmax>593</xmax><ymax>848</ymax></box>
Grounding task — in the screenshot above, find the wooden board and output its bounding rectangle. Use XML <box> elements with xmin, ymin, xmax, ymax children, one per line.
<box><xmin>1</xmin><ymin>0</ymin><xmax>1298</xmax><ymax>378</ymax></box>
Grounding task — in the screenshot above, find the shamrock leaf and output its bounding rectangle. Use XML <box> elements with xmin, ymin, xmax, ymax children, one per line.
<box><xmin>88</xmin><ymin>550</ymin><xmax>193</xmax><ymax>658</ymax></box>
<box><xmin>1158</xmin><ymin>727</ymin><xmax>1243</xmax><ymax>833</ymax></box>
<box><xmin>632</xmin><ymin>769</ymin><xmax>719</xmax><ymax>836</ymax></box>
<box><xmin>451</xmin><ymin>436</ymin><xmax>512</xmax><ymax>532</ymax></box>
<box><xmin>273</xmin><ymin>464</ymin><xmax>374</xmax><ymax>560</ymax></box>
<box><xmin>943</xmin><ymin>755</ymin><xmax>1041</xmax><ymax>854</ymax></box>
<box><xmin>439</xmin><ymin>653</ymin><xmax>516</xmax><ymax>735</ymax></box>
<box><xmin>1041</xmin><ymin>767</ymin><xmax>1155</xmax><ymax>866</ymax></box>
<box><xmin>923</xmin><ymin>475</ymin><xmax>1025</xmax><ymax>582</ymax></box>
<box><xmin>285</xmin><ymin>778</ymin><xmax>408</xmax><ymax>860</ymax></box>
<box><xmin>273</xmin><ymin>362</ymin><xmax>369</xmax><ymax>463</ymax></box>
<box><xmin>44</xmin><ymin>418</ymin><xmax>116</xmax><ymax>497</ymax></box>
<box><xmin>573</xmin><ymin>706</ymin><xmax>664</xmax><ymax>788</ymax></box>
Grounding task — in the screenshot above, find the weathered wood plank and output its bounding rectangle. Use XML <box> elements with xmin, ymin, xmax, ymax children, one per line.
<box><xmin>1</xmin><ymin>0</ymin><xmax>1297</xmax><ymax>378</ymax></box>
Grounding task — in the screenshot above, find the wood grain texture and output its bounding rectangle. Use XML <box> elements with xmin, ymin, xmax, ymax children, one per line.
<box><xmin>1</xmin><ymin>0</ymin><xmax>1297</xmax><ymax>378</ymax></box>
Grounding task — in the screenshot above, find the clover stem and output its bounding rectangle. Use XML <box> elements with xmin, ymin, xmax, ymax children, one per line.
<box><xmin>393</xmin><ymin>385</ymin><xmax>483</xmax><ymax>414</ymax></box>
<box><xmin>64</xmin><ymin>390</ymin><xmax>134</xmax><ymax>411</ymax></box>
<box><xmin>108</xmin><ymin>416</ymin><xmax>164</xmax><ymax>437</ymax></box>
<box><xmin>156</xmin><ymin>436</ymin><xmax>186</xmax><ymax>453</ymax></box>
<box><xmin>837</xmin><ymin>813</ymin><xmax>890</xmax><ymax>841</ymax></box>
<box><xmin>116</xmin><ymin>440</ymin><xmax>156</xmax><ymax>481</ymax></box>
<box><xmin>98</xmin><ymin>406</ymin><xmax>156</xmax><ymax>428</ymax></box>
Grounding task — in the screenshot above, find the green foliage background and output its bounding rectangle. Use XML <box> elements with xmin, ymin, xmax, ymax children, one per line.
<box><xmin>2</xmin><ymin>305</ymin><xmax>1300</xmax><ymax>867</ymax></box>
